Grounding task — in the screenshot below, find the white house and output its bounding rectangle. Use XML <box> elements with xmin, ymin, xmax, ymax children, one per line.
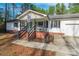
<box><xmin>6</xmin><ymin>10</ymin><xmax>79</xmax><ymax>40</ymax></box>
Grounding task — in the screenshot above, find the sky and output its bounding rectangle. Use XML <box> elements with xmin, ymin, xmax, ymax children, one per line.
<box><xmin>34</xmin><ymin>3</ymin><xmax>69</xmax><ymax>10</ymax></box>
<box><xmin>34</xmin><ymin>3</ymin><xmax>56</xmax><ymax>10</ymax></box>
<box><xmin>0</xmin><ymin>3</ymin><xmax>69</xmax><ymax>17</ymax></box>
<box><xmin>0</xmin><ymin>3</ymin><xmax>69</xmax><ymax>10</ymax></box>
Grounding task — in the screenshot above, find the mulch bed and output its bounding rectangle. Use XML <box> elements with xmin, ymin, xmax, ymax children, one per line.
<box><xmin>0</xmin><ymin>44</ymin><xmax>56</xmax><ymax>56</ymax></box>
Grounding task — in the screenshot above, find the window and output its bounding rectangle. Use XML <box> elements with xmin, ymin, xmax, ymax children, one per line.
<box><xmin>51</xmin><ymin>20</ymin><xmax>60</xmax><ymax>28</ymax></box>
<box><xmin>21</xmin><ymin>21</ymin><xmax>26</xmax><ymax>27</ymax></box>
<box><xmin>29</xmin><ymin>22</ymin><xmax>32</xmax><ymax>28</ymax></box>
<box><xmin>14</xmin><ymin>22</ymin><xmax>18</xmax><ymax>27</ymax></box>
<box><xmin>44</xmin><ymin>21</ymin><xmax>48</xmax><ymax>28</ymax></box>
<box><xmin>20</xmin><ymin>21</ymin><xmax>26</xmax><ymax>29</ymax></box>
<box><xmin>38</xmin><ymin>22</ymin><xmax>43</xmax><ymax>27</ymax></box>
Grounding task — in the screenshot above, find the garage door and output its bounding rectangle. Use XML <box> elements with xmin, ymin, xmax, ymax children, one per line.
<box><xmin>65</xmin><ymin>24</ymin><xmax>79</xmax><ymax>36</ymax></box>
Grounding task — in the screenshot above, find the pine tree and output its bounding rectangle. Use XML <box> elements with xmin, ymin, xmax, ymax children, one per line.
<box><xmin>48</xmin><ymin>6</ymin><xmax>55</xmax><ymax>14</ymax></box>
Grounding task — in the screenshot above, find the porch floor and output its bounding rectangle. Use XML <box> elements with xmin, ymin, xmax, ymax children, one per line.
<box><xmin>12</xmin><ymin>39</ymin><xmax>78</xmax><ymax>56</ymax></box>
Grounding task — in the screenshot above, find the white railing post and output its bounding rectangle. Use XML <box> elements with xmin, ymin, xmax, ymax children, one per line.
<box><xmin>48</xmin><ymin>20</ymin><xmax>51</xmax><ymax>32</ymax></box>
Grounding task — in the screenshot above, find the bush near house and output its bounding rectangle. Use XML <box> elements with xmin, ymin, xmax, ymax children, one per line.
<box><xmin>0</xmin><ymin>23</ymin><xmax>5</xmax><ymax>33</ymax></box>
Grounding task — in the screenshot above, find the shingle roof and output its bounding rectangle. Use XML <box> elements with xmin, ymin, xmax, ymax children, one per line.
<box><xmin>6</xmin><ymin>19</ymin><xmax>19</xmax><ymax>22</ymax></box>
<box><xmin>48</xmin><ymin>13</ymin><xmax>79</xmax><ymax>19</ymax></box>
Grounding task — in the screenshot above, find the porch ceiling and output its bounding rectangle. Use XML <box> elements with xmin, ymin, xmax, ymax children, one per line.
<box><xmin>33</xmin><ymin>17</ymin><xmax>48</xmax><ymax>21</ymax></box>
<box><xmin>19</xmin><ymin>16</ymin><xmax>48</xmax><ymax>22</ymax></box>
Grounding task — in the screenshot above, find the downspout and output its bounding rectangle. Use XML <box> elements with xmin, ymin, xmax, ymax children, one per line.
<box><xmin>47</xmin><ymin>14</ymin><xmax>54</xmax><ymax>41</ymax></box>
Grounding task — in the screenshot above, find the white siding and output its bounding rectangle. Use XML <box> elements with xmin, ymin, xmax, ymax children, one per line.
<box><xmin>20</xmin><ymin>12</ymin><xmax>45</xmax><ymax>20</ymax></box>
<box><xmin>6</xmin><ymin>22</ymin><xmax>20</xmax><ymax>31</ymax></box>
<box><xmin>61</xmin><ymin>20</ymin><xmax>79</xmax><ymax>36</ymax></box>
<box><xmin>48</xmin><ymin>20</ymin><xmax>62</xmax><ymax>33</ymax></box>
<box><xmin>48</xmin><ymin>19</ymin><xmax>79</xmax><ymax>36</ymax></box>
<box><xmin>48</xmin><ymin>28</ymin><xmax>62</xmax><ymax>32</ymax></box>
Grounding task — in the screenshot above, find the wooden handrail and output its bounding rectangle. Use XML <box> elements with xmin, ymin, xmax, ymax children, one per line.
<box><xmin>28</xmin><ymin>25</ymin><xmax>36</xmax><ymax>39</ymax></box>
<box><xmin>20</xmin><ymin>24</ymin><xmax>28</xmax><ymax>31</ymax></box>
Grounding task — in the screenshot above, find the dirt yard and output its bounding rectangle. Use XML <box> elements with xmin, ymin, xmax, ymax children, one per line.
<box><xmin>0</xmin><ymin>33</ymin><xmax>16</xmax><ymax>45</ymax></box>
<box><xmin>0</xmin><ymin>33</ymin><xmax>79</xmax><ymax>56</ymax></box>
<box><xmin>0</xmin><ymin>43</ymin><xmax>56</xmax><ymax>56</ymax></box>
<box><xmin>0</xmin><ymin>33</ymin><xmax>55</xmax><ymax>56</ymax></box>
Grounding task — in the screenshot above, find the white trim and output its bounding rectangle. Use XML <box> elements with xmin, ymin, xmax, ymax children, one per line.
<box><xmin>16</xmin><ymin>10</ymin><xmax>47</xmax><ymax>19</ymax></box>
<box><xmin>48</xmin><ymin>20</ymin><xmax>51</xmax><ymax>29</ymax></box>
<box><xmin>51</xmin><ymin>20</ymin><xmax>60</xmax><ymax>28</ymax></box>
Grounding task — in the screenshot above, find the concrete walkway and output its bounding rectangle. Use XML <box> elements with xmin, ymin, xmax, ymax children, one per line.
<box><xmin>12</xmin><ymin>40</ymin><xmax>79</xmax><ymax>56</ymax></box>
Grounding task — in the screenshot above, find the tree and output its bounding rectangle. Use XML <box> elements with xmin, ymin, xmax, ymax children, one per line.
<box><xmin>0</xmin><ymin>8</ymin><xmax>4</xmax><ymax>23</ymax></box>
<box><xmin>69</xmin><ymin>3</ymin><xmax>79</xmax><ymax>13</ymax></box>
<box><xmin>12</xmin><ymin>3</ymin><xmax>17</xmax><ymax>19</ymax></box>
<box><xmin>21</xmin><ymin>3</ymin><xmax>33</xmax><ymax>13</ymax></box>
<box><xmin>61</xmin><ymin>3</ymin><xmax>66</xmax><ymax>14</ymax></box>
<box><xmin>4</xmin><ymin>3</ymin><xmax>8</xmax><ymax>32</ymax></box>
<box><xmin>7</xmin><ymin>4</ymin><xmax>12</xmax><ymax>20</ymax></box>
<box><xmin>20</xmin><ymin>3</ymin><xmax>47</xmax><ymax>14</ymax></box>
<box><xmin>56</xmin><ymin>3</ymin><xmax>61</xmax><ymax>14</ymax></box>
<box><xmin>55</xmin><ymin>3</ymin><xmax>66</xmax><ymax>14</ymax></box>
<box><xmin>48</xmin><ymin>6</ymin><xmax>55</xmax><ymax>14</ymax></box>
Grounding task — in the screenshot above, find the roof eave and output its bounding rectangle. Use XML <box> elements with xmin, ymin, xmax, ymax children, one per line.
<box><xmin>16</xmin><ymin>10</ymin><xmax>47</xmax><ymax>19</ymax></box>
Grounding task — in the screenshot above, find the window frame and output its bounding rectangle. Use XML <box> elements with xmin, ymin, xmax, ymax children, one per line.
<box><xmin>51</xmin><ymin>20</ymin><xmax>60</xmax><ymax>28</ymax></box>
<box><xmin>14</xmin><ymin>22</ymin><xmax>18</xmax><ymax>28</ymax></box>
<box><xmin>37</xmin><ymin>21</ymin><xmax>43</xmax><ymax>27</ymax></box>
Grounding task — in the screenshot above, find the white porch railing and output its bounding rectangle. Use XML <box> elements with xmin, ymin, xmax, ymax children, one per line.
<box><xmin>36</xmin><ymin>27</ymin><xmax>48</xmax><ymax>32</ymax></box>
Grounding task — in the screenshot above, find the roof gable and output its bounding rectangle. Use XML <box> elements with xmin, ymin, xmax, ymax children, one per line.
<box><xmin>16</xmin><ymin>9</ymin><xmax>47</xmax><ymax>20</ymax></box>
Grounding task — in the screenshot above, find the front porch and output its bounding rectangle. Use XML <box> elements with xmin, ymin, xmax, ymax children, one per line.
<box><xmin>16</xmin><ymin>10</ymin><xmax>64</xmax><ymax>42</ymax></box>
<box><xmin>20</xmin><ymin>19</ymin><xmax>48</xmax><ymax>32</ymax></box>
<box><xmin>19</xmin><ymin>18</ymin><xmax>49</xmax><ymax>40</ymax></box>
<box><xmin>18</xmin><ymin>18</ymin><xmax>63</xmax><ymax>43</ymax></box>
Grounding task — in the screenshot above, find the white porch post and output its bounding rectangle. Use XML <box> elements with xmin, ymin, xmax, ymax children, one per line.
<box><xmin>43</xmin><ymin>21</ymin><xmax>44</xmax><ymax>28</ymax></box>
<box><xmin>43</xmin><ymin>21</ymin><xmax>45</xmax><ymax>31</ymax></box>
<box><xmin>48</xmin><ymin>20</ymin><xmax>51</xmax><ymax>32</ymax></box>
